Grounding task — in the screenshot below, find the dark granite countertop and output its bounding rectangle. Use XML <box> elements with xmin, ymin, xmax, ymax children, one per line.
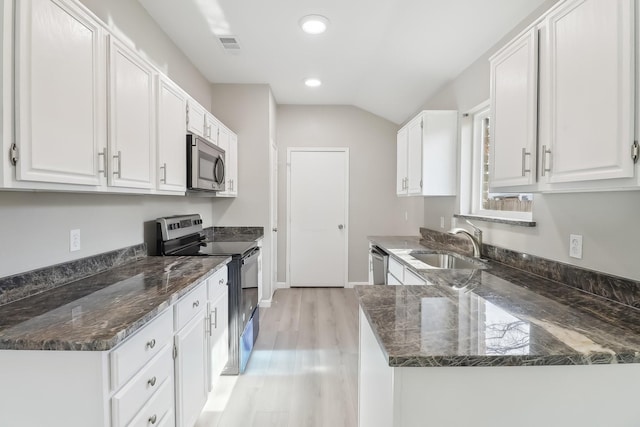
<box><xmin>0</xmin><ymin>256</ymin><xmax>229</xmax><ymax>351</ymax></box>
<box><xmin>205</xmin><ymin>226</ymin><xmax>264</xmax><ymax>243</ymax></box>
<box><xmin>360</xmin><ymin>236</ymin><xmax>640</xmax><ymax>367</ymax></box>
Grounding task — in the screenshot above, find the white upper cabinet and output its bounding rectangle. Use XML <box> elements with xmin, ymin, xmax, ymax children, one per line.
<box><xmin>490</xmin><ymin>0</ymin><xmax>638</xmax><ymax>192</ymax></box>
<box><xmin>108</xmin><ymin>37</ymin><xmax>156</xmax><ymax>189</ymax></box>
<box><xmin>186</xmin><ymin>98</ymin><xmax>206</xmax><ymax>138</ymax></box>
<box><xmin>540</xmin><ymin>0</ymin><xmax>635</xmax><ymax>184</ymax></box>
<box><xmin>14</xmin><ymin>0</ymin><xmax>107</xmax><ymax>186</ymax></box>
<box><xmin>216</xmin><ymin>126</ymin><xmax>238</xmax><ymax>197</ymax></box>
<box><xmin>396</xmin><ymin>127</ymin><xmax>408</xmax><ymax>195</ymax></box>
<box><xmin>397</xmin><ymin>111</ymin><xmax>458</xmax><ymax>197</ymax></box>
<box><xmin>205</xmin><ymin>113</ymin><xmax>220</xmax><ymax>145</ymax></box>
<box><xmin>489</xmin><ymin>28</ymin><xmax>538</xmax><ymax>188</ymax></box>
<box><xmin>157</xmin><ymin>75</ymin><xmax>187</xmax><ymax>193</ymax></box>
<box><xmin>406</xmin><ymin>117</ymin><xmax>424</xmax><ymax>195</ymax></box>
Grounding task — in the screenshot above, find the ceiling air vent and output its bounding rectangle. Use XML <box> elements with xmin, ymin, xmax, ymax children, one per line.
<box><xmin>218</xmin><ymin>36</ymin><xmax>241</xmax><ymax>53</ymax></box>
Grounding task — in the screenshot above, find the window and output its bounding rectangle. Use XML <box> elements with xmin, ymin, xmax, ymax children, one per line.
<box><xmin>466</xmin><ymin>102</ymin><xmax>533</xmax><ymax>221</ymax></box>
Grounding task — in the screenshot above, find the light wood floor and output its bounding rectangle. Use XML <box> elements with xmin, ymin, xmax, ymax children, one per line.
<box><xmin>195</xmin><ymin>287</ymin><xmax>359</xmax><ymax>427</ymax></box>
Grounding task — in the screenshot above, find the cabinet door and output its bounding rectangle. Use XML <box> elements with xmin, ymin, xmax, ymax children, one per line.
<box><xmin>15</xmin><ymin>0</ymin><xmax>107</xmax><ymax>186</ymax></box>
<box><xmin>216</xmin><ymin>128</ymin><xmax>238</xmax><ymax>197</ymax></box>
<box><xmin>489</xmin><ymin>28</ymin><xmax>538</xmax><ymax>188</ymax></box>
<box><xmin>157</xmin><ymin>75</ymin><xmax>187</xmax><ymax>192</ymax></box>
<box><xmin>542</xmin><ymin>0</ymin><xmax>635</xmax><ymax>183</ymax></box>
<box><xmin>406</xmin><ymin>118</ymin><xmax>423</xmax><ymax>195</ymax></box>
<box><xmin>396</xmin><ymin>127</ymin><xmax>408</xmax><ymax>195</ymax></box>
<box><xmin>208</xmin><ymin>288</ymin><xmax>229</xmax><ymax>390</ymax></box>
<box><xmin>108</xmin><ymin>38</ymin><xmax>155</xmax><ymax>189</ymax></box>
<box><xmin>186</xmin><ymin>99</ymin><xmax>206</xmax><ymax>137</ymax></box>
<box><xmin>422</xmin><ymin>111</ymin><xmax>458</xmax><ymax>196</ymax></box>
<box><xmin>227</xmin><ymin>133</ymin><xmax>238</xmax><ymax>196</ymax></box>
<box><xmin>174</xmin><ymin>310</ymin><xmax>208</xmax><ymax>427</ymax></box>
<box><xmin>205</xmin><ymin>114</ymin><xmax>219</xmax><ymax>145</ymax></box>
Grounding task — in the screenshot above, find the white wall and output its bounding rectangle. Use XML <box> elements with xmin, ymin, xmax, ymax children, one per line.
<box><xmin>417</xmin><ymin>0</ymin><xmax>640</xmax><ymax>281</ymax></box>
<box><xmin>78</xmin><ymin>0</ymin><xmax>211</xmax><ymax>107</ymax></box>
<box><xmin>209</xmin><ymin>84</ymin><xmax>273</xmax><ymax>300</ymax></box>
<box><xmin>277</xmin><ymin>105</ymin><xmax>424</xmax><ymax>283</ymax></box>
<box><xmin>0</xmin><ymin>0</ymin><xmax>215</xmax><ymax>279</ymax></box>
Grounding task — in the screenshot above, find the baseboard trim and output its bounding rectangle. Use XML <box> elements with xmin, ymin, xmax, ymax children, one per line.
<box><xmin>276</xmin><ymin>281</ymin><xmax>288</xmax><ymax>289</ymax></box>
<box><xmin>260</xmin><ymin>299</ymin><xmax>272</xmax><ymax>308</ymax></box>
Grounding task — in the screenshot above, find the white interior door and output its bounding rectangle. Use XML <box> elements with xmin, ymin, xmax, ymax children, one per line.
<box><xmin>287</xmin><ymin>148</ymin><xmax>349</xmax><ymax>287</ymax></box>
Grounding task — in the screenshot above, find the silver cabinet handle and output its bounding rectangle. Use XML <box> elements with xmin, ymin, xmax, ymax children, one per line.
<box><xmin>146</xmin><ymin>339</ymin><xmax>156</xmax><ymax>349</ymax></box>
<box><xmin>541</xmin><ymin>145</ymin><xmax>552</xmax><ymax>176</ymax></box>
<box><xmin>148</xmin><ymin>414</ymin><xmax>157</xmax><ymax>424</ymax></box>
<box><xmin>219</xmin><ymin>278</ymin><xmax>225</xmax><ymax>285</ymax></box>
<box><xmin>338</xmin><ymin>224</ymin><xmax>344</xmax><ymax>230</ymax></box>
<box><xmin>272</xmin><ymin>227</ymin><xmax>278</xmax><ymax>232</ymax></box>
<box><xmin>521</xmin><ymin>148</ymin><xmax>531</xmax><ymax>176</ymax></box>
<box><xmin>113</xmin><ymin>150</ymin><xmax>122</xmax><ymax>178</ymax></box>
<box><xmin>98</xmin><ymin>148</ymin><xmax>107</xmax><ymax>177</ymax></box>
<box><xmin>160</xmin><ymin>163</ymin><xmax>167</xmax><ymax>183</ymax></box>
<box><xmin>147</xmin><ymin>376</ymin><xmax>157</xmax><ymax>387</ymax></box>
<box><xmin>209</xmin><ymin>307</ymin><xmax>218</xmax><ymax>336</ymax></box>
<box><xmin>193</xmin><ymin>300</ymin><xmax>200</xmax><ymax>308</ymax></box>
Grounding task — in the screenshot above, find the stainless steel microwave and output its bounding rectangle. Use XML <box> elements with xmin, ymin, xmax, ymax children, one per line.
<box><xmin>187</xmin><ymin>134</ymin><xmax>226</xmax><ymax>192</ymax></box>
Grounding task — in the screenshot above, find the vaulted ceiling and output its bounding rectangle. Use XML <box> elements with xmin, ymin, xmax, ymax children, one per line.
<box><xmin>139</xmin><ymin>0</ymin><xmax>546</xmax><ymax>124</ymax></box>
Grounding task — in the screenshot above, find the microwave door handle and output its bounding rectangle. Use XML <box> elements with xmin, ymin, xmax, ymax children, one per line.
<box><xmin>215</xmin><ymin>155</ymin><xmax>225</xmax><ymax>185</ymax></box>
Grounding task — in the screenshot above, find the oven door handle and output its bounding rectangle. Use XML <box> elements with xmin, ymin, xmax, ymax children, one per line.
<box><xmin>241</xmin><ymin>247</ymin><xmax>260</xmax><ymax>264</ymax></box>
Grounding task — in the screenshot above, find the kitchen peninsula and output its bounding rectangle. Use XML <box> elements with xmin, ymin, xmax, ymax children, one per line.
<box><xmin>358</xmin><ymin>233</ymin><xmax>640</xmax><ymax>427</ymax></box>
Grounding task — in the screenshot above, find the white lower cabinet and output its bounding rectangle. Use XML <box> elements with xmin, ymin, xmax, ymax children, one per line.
<box><xmin>207</xmin><ymin>266</ymin><xmax>229</xmax><ymax>389</ymax></box>
<box><xmin>174</xmin><ymin>305</ymin><xmax>208</xmax><ymax>427</ymax></box>
<box><xmin>0</xmin><ymin>266</ymin><xmax>231</xmax><ymax>427</ymax></box>
<box><xmin>387</xmin><ymin>256</ymin><xmax>426</xmax><ymax>286</ymax></box>
<box><xmin>358</xmin><ymin>307</ymin><xmax>640</xmax><ymax>427</ymax></box>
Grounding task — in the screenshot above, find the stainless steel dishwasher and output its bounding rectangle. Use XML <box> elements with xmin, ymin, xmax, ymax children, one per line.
<box><xmin>370</xmin><ymin>245</ymin><xmax>389</xmax><ymax>285</ymax></box>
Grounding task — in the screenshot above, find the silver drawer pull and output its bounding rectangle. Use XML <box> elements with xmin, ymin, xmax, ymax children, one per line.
<box><xmin>193</xmin><ymin>300</ymin><xmax>200</xmax><ymax>308</ymax></box>
<box><xmin>148</xmin><ymin>376</ymin><xmax>157</xmax><ymax>387</ymax></box>
<box><xmin>148</xmin><ymin>414</ymin><xmax>157</xmax><ymax>424</ymax></box>
<box><xmin>146</xmin><ymin>339</ymin><xmax>156</xmax><ymax>349</ymax></box>
<box><xmin>219</xmin><ymin>278</ymin><xmax>224</xmax><ymax>285</ymax></box>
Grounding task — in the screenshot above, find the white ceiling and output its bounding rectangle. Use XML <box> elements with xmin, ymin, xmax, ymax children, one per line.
<box><xmin>138</xmin><ymin>0</ymin><xmax>545</xmax><ymax>124</ymax></box>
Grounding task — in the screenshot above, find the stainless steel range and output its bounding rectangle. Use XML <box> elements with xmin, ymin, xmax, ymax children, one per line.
<box><xmin>156</xmin><ymin>214</ymin><xmax>259</xmax><ymax>375</ymax></box>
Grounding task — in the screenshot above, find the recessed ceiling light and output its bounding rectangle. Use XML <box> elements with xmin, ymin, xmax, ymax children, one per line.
<box><xmin>299</xmin><ymin>15</ymin><xmax>329</xmax><ymax>35</ymax></box>
<box><xmin>304</xmin><ymin>78</ymin><xmax>322</xmax><ymax>88</ymax></box>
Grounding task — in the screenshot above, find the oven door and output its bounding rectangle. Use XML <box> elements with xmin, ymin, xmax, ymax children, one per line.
<box><xmin>188</xmin><ymin>134</ymin><xmax>226</xmax><ymax>191</ymax></box>
<box><xmin>240</xmin><ymin>247</ymin><xmax>260</xmax><ymax>327</ymax></box>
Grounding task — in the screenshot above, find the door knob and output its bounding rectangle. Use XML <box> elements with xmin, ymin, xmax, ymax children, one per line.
<box><xmin>338</xmin><ymin>224</ymin><xmax>344</xmax><ymax>230</ymax></box>
<box><xmin>272</xmin><ymin>227</ymin><xmax>278</xmax><ymax>232</ymax></box>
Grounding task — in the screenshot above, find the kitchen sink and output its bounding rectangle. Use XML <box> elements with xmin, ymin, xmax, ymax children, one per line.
<box><xmin>409</xmin><ymin>252</ymin><xmax>487</xmax><ymax>270</ymax></box>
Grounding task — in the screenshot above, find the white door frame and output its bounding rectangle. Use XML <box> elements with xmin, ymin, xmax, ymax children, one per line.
<box><xmin>286</xmin><ymin>147</ymin><xmax>349</xmax><ymax>288</ymax></box>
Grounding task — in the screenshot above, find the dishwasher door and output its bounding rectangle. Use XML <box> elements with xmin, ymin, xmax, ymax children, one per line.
<box><xmin>370</xmin><ymin>246</ymin><xmax>389</xmax><ymax>285</ymax></box>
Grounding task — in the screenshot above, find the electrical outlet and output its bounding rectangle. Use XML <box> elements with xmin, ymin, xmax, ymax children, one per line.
<box><xmin>569</xmin><ymin>234</ymin><xmax>582</xmax><ymax>259</ymax></box>
<box><xmin>70</xmin><ymin>229</ymin><xmax>81</xmax><ymax>252</ymax></box>
<box><xmin>440</xmin><ymin>216</ymin><xmax>445</xmax><ymax>229</ymax></box>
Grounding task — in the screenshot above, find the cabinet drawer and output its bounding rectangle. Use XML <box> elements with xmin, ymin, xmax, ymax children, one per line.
<box><xmin>111</xmin><ymin>309</ymin><xmax>173</xmax><ymax>390</ymax></box>
<box><xmin>112</xmin><ymin>344</ymin><xmax>173</xmax><ymax>427</ymax></box>
<box><xmin>207</xmin><ymin>266</ymin><xmax>228</xmax><ymax>301</ymax></box>
<box><xmin>126</xmin><ymin>377</ymin><xmax>174</xmax><ymax>427</ymax></box>
<box><xmin>388</xmin><ymin>257</ymin><xmax>404</xmax><ymax>282</ymax></box>
<box><xmin>175</xmin><ymin>281</ymin><xmax>207</xmax><ymax>331</ymax></box>
<box><xmin>404</xmin><ymin>268</ymin><xmax>426</xmax><ymax>286</ymax></box>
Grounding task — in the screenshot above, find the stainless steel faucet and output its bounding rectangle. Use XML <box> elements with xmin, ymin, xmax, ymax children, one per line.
<box><xmin>448</xmin><ymin>220</ymin><xmax>483</xmax><ymax>258</ymax></box>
